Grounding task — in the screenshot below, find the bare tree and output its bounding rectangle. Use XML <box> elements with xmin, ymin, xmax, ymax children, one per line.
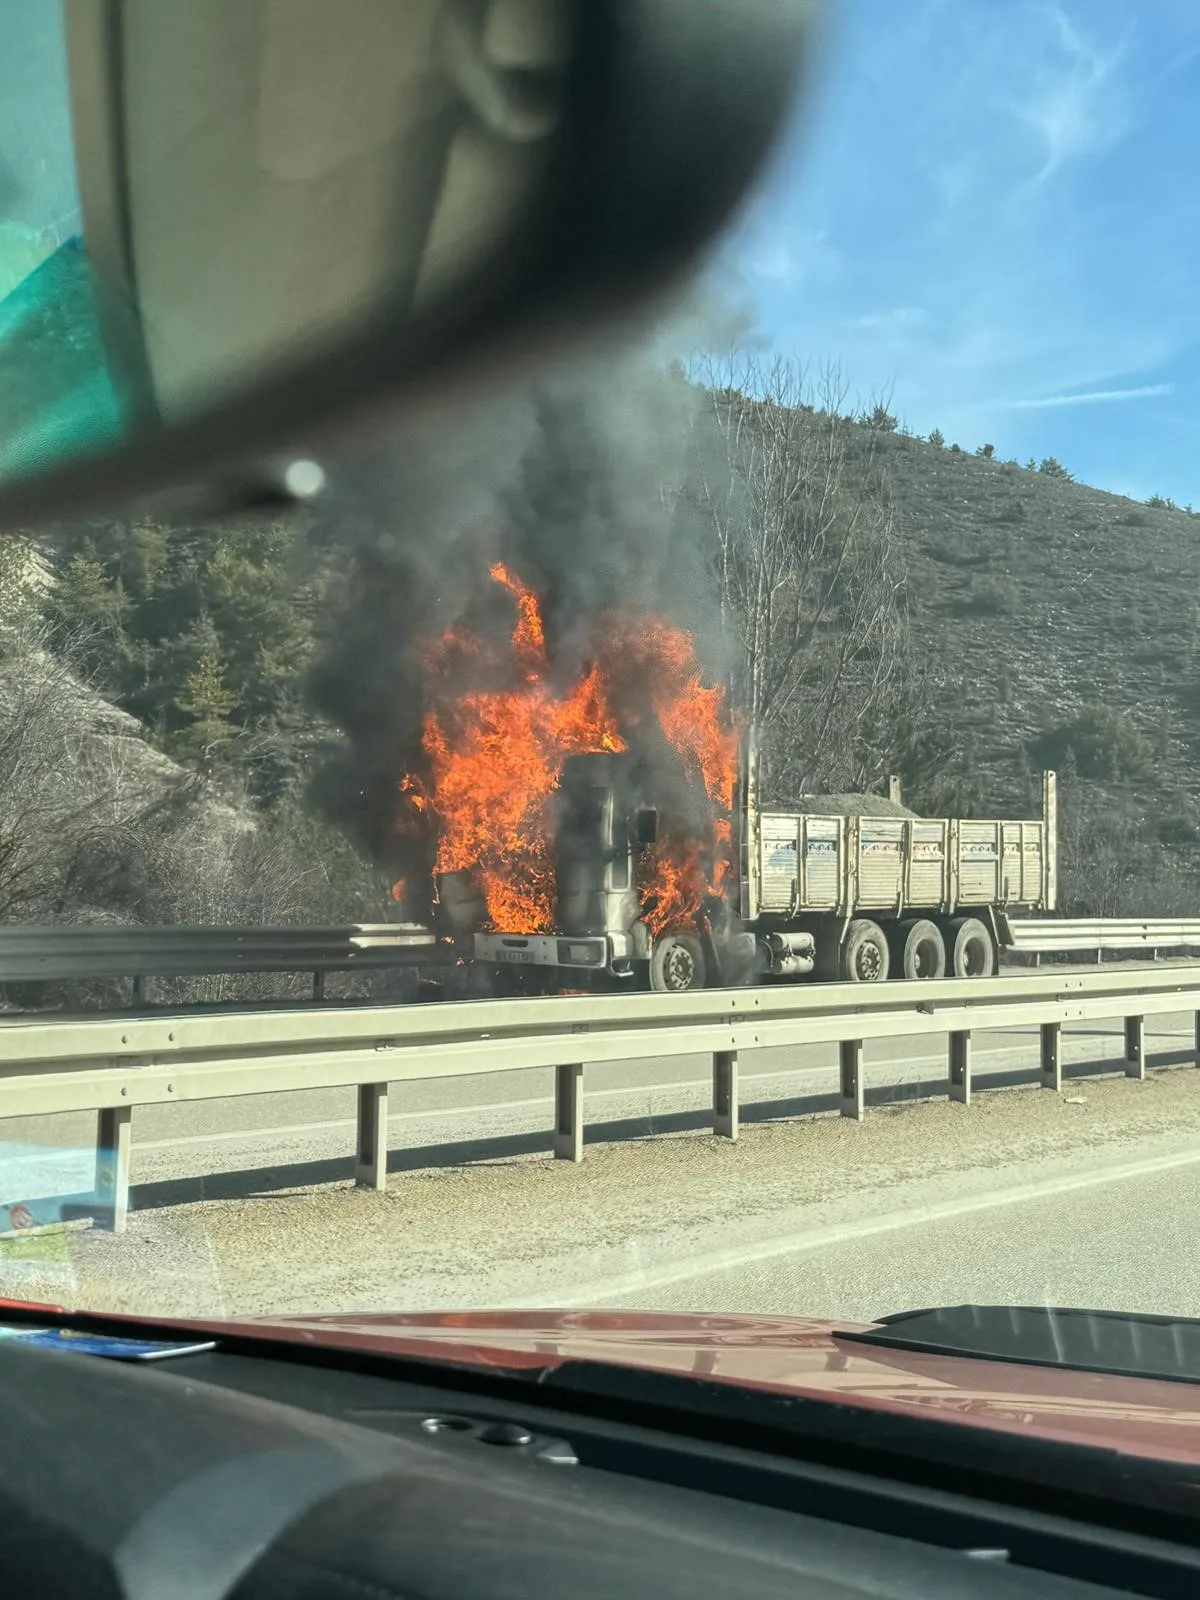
<box><xmin>0</xmin><ymin>631</ymin><xmax>155</xmax><ymax>920</ymax></box>
<box><xmin>1052</xmin><ymin>778</ymin><xmax>1174</xmax><ymax>919</ymax></box>
<box><xmin>687</xmin><ymin>353</ymin><xmax>907</xmax><ymax>798</ymax></box>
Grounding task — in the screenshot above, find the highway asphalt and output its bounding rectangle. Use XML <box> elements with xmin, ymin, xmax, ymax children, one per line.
<box><xmin>590</xmin><ymin>1143</ymin><xmax>1200</xmax><ymax>1324</ymax></box>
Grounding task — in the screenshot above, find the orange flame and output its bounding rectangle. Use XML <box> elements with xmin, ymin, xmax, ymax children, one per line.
<box><xmin>399</xmin><ymin>565</ymin><xmax>737</xmax><ymax>936</ymax></box>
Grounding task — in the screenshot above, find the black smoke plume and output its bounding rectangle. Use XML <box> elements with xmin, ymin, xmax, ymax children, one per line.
<box><xmin>305</xmin><ymin>350</ymin><xmax>730</xmax><ymax>890</ymax></box>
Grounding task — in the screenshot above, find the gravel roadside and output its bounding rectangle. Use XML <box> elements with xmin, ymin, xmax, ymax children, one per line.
<box><xmin>5</xmin><ymin>1060</ymin><xmax>1200</xmax><ymax>1320</ymax></box>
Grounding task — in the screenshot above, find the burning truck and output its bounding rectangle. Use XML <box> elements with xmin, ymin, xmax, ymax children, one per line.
<box><xmin>393</xmin><ymin>564</ymin><xmax>1057</xmax><ymax>991</ymax></box>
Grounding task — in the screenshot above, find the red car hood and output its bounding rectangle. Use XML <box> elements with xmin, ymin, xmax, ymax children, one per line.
<box><xmin>101</xmin><ymin>1303</ymin><xmax>1200</xmax><ymax>1468</ymax></box>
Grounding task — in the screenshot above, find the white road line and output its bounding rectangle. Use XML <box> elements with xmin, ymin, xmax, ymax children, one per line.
<box><xmin>548</xmin><ymin>1143</ymin><xmax>1200</xmax><ymax>1309</ymax></box>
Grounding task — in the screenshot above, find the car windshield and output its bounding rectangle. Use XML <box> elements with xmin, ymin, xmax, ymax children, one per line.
<box><xmin>5</xmin><ymin>0</ymin><xmax>1200</xmax><ymax>1390</ymax></box>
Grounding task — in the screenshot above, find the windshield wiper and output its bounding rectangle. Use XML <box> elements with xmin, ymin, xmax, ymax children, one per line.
<box><xmin>838</xmin><ymin>1304</ymin><xmax>1200</xmax><ymax>1388</ymax></box>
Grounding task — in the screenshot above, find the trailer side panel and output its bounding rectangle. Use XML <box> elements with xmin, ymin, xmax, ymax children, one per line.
<box><xmin>754</xmin><ymin>809</ymin><xmax>1050</xmax><ymax>919</ymax></box>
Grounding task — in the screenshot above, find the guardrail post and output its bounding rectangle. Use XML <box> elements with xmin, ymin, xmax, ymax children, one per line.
<box><xmin>712</xmin><ymin>1050</ymin><xmax>738</xmax><ymax>1139</ymax></box>
<box><xmin>949</xmin><ymin>1031</ymin><xmax>972</xmax><ymax>1105</ymax></box>
<box><xmin>554</xmin><ymin>1063</ymin><xmax>584</xmax><ymax>1162</ymax></box>
<box><xmin>354</xmin><ymin>1083</ymin><xmax>389</xmax><ymax>1190</ymax></box>
<box><xmin>95</xmin><ymin>1106</ymin><xmax>132</xmax><ymax>1233</ymax></box>
<box><xmin>313</xmin><ymin>970</ymin><xmax>326</xmax><ymax>1001</ymax></box>
<box><xmin>131</xmin><ymin>976</ymin><xmax>145</xmax><ymax>1006</ymax></box>
<box><xmin>839</xmin><ymin>1039</ymin><xmax>864</xmax><ymax>1121</ymax></box>
<box><xmin>1040</xmin><ymin>1022</ymin><xmax>1062</xmax><ymax>1092</ymax></box>
<box><xmin>1124</xmin><ymin>1016</ymin><xmax>1145</xmax><ymax>1080</ymax></box>
<box><xmin>1195</xmin><ymin>1011</ymin><xmax>1200</xmax><ymax>1068</ymax></box>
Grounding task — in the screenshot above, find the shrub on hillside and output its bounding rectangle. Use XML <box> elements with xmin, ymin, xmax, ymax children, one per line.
<box><xmin>1053</xmin><ymin>782</ymin><xmax>1192</xmax><ymax>917</ymax></box>
<box><xmin>975</xmin><ymin>443</ymin><xmax>995</xmax><ymax>459</ymax></box>
<box><xmin>1029</xmin><ymin>705</ymin><xmax>1154</xmax><ymax>782</ymax></box>
<box><xmin>925</xmin><ymin>539</ymin><xmax>988</xmax><ymax>568</ymax></box>
<box><xmin>1037</xmin><ymin>457</ymin><xmax>1073</xmax><ymax>480</ymax></box>
<box><xmin>1157</xmin><ymin>800</ymin><xmax>1200</xmax><ymax>847</ymax></box>
<box><xmin>863</xmin><ymin>403</ymin><xmax>898</xmax><ymax>432</ymax></box>
<box><xmin>928</xmin><ymin>428</ymin><xmax>945</xmax><ymax>447</ymax></box>
<box><xmin>957</xmin><ymin>575</ymin><xmax>1018</xmax><ymax>616</ymax></box>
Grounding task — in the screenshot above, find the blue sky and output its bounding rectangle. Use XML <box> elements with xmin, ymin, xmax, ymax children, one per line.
<box><xmin>715</xmin><ymin>0</ymin><xmax>1200</xmax><ymax>504</ymax></box>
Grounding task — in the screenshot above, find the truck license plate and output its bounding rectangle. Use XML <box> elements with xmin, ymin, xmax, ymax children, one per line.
<box><xmin>496</xmin><ymin>948</ymin><xmax>536</xmax><ymax>963</ymax></box>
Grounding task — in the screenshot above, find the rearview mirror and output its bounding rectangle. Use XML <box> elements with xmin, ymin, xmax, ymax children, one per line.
<box><xmin>0</xmin><ymin>0</ymin><xmax>816</xmax><ymax>525</ymax></box>
<box><xmin>632</xmin><ymin>807</ymin><xmax>659</xmax><ymax>848</ymax></box>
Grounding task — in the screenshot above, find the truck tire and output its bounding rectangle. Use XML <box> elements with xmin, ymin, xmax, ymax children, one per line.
<box><xmin>840</xmin><ymin>919</ymin><xmax>890</xmax><ymax>983</ymax></box>
<box><xmin>888</xmin><ymin>918</ymin><xmax>946</xmax><ymax>980</ymax></box>
<box><xmin>944</xmin><ymin>916</ymin><xmax>995</xmax><ymax>978</ymax></box>
<box><xmin>649</xmin><ymin>933</ymin><xmax>707</xmax><ymax>992</ymax></box>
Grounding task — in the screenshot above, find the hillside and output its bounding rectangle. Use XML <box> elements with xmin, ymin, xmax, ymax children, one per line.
<box><xmin>18</xmin><ymin>372</ymin><xmax>1200</xmax><ymax>925</ymax></box>
<box><xmin>862</xmin><ymin>429</ymin><xmax>1200</xmax><ymax>913</ymax></box>
<box><xmin>888</xmin><ymin>439</ymin><xmax>1188</xmax><ymax>789</ymax></box>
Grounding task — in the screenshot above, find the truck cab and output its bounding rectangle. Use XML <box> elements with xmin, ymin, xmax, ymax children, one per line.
<box><xmin>472</xmin><ymin>752</ymin><xmax>654</xmax><ymax>983</ymax></box>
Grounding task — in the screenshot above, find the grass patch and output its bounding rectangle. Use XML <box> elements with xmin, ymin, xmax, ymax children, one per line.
<box><xmin>0</xmin><ymin>1228</ymin><xmax>72</xmax><ymax>1265</ymax></box>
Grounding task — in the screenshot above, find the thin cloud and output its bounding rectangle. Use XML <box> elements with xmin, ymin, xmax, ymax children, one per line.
<box><xmin>745</xmin><ymin>239</ymin><xmax>800</xmax><ymax>285</ymax></box>
<box><xmin>1016</xmin><ymin>9</ymin><xmax>1132</xmax><ymax>185</ymax></box>
<box><xmin>1008</xmin><ymin>383</ymin><xmax>1173</xmax><ymax>409</ymax></box>
<box><xmin>733</xmin><ymin>213</ymin><xmax>841</xmax><ymax>292</ymax></box>
<box><xmin>853</xmin><ymin>306</ymin><xmax>926</xmax><ymax>332</ymax></box>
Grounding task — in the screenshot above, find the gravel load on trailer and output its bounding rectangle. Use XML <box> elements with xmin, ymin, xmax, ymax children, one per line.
<box><xmin>765</xmin><ymin>792</ymin><xmax>919</xmax><ymax>819</ymax></box>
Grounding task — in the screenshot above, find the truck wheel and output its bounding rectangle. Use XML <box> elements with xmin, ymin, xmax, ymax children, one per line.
<box><xmin>944</xmin><ymin>916</ymin><xmax>995</xmax><ymax>978</ymax></box>
<box><xmin>840</xmin><ymin>919</ymin><xmax>890</xmax><ymax>983</ymax></box>
<box><xmin>888</xmin><ymin>918</ymin><xmax>946</xmax><ymax>980</ymax></box>
<box><xmin>649</xmin><ymin>933</ymin><xmax>707</xmax><ymax>992</ymax></box>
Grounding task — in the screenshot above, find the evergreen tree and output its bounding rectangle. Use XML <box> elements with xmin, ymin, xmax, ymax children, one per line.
<box><xmin>45</xmin><ymin>550</ymin><xmax>131</xmax><ymax>684</ymax></box>
<box><xmin>172</xmin><ymin>618</ymin><xmax>238</xmax><ymax>764</ymax></box>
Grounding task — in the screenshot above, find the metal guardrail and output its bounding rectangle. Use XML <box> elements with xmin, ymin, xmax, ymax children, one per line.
<box><xmin>1</xmin><ymin>964</ymin><xmax>1198</xmax><ymax>1234</ymax></box>
<box><xmin>0</xmin><ymin>918</ymin><xmax>1190</xmax><ymax>991</ymax></box>
<box><xmin>0</xmin><ymin>923</ymin><xmax>440</xmax><ymax>993</ymax></box>
<box><xmin>1008</xmin><ymin>919</ymin><xmax>1200</xmax><ymax>960</ymax></box>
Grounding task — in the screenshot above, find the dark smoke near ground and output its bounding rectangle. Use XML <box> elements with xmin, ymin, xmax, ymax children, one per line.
<box><xmin>304</xmin><ymin>347</ymin><xmax>730</xmax><ymax>886</ymax></box>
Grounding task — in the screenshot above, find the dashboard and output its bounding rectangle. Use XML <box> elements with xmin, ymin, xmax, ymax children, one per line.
<box><xmin>0</xmin><ymin>1328</ymin><xmax>1196</xmax><ymax>1600</ymax></box>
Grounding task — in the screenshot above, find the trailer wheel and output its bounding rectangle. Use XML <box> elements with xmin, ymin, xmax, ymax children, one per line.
<box><xmin>649</xmin><ymin>933</ymin><xmax>707</xmax><ymax>992</ymax></box>
<box><xmin>944</xmin><ymin>916</ymin><xmax>995</xmax><ymax>978</ymax></box>
<box><xmin>888</xmin><ymin>918</ymin><xmax>946</xmax><ymax>980</ymax></box>
<box><xmin>841</xmin><ymin>919</ymin><xmax>890</xmax><ymax>982</ymax></box>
